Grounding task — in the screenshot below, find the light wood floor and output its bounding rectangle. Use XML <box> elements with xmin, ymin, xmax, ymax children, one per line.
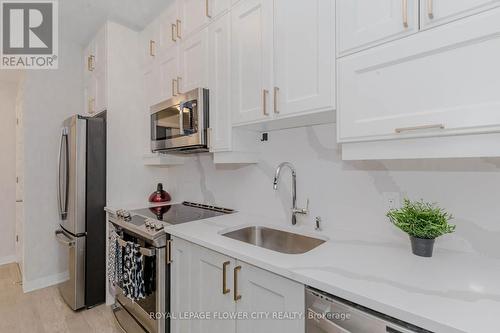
<box><xmin>0</xmin><ymin>263</ymin><xmax>122</xmax><ymax>333</ymax></box>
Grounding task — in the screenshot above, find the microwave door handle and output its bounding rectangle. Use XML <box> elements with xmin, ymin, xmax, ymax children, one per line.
<box><xmin>179</xmin><ymin>104</ymin><xmax>184</xmax><ymax>135</ymax></box>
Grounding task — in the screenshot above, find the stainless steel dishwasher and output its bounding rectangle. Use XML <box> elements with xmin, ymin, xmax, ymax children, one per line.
<box><xmin>306</xmin><ymin>287</ymin><xmax>432</xmax><ymax>333</ymax></box>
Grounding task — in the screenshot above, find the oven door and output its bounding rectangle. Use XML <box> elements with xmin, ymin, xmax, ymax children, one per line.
<box><xmin>150</xmin><ymin>88</ymin><xmax>208</xmax><ymax>152</ymax></box>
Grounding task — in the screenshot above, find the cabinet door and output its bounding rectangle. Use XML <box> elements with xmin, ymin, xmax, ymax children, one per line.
<box><xmin>208</xmin><ymin>0</ymin><xmax>230</xmax><ymax>19</ymax></box>
<box><xmin>178</xmin><ymin>0</ymin><xmax>210</xmax><ymax>39</ymax></box>
<box><xmin>421</xmin><ymin>0</ymin><xmax>500</xmax><ymax>29</ymax></box>
<box><xmin>141</xmin><ymin>20</ymin><xmax>160</xmax><ymax>68</ymax></box>
<box><xmin>94</xmin><ymin>70</ymin><xmax>107</xmax><ymax>113</ymax></box>
<box><xmin>143</xmin><ymin>64</ymin><xmax>161</xmax><ymax>108</ymax></box>
<box><xmin>190</xmin><ymin>244</ymin><xmax>236</xmax><ymax>333</ymax></box>
<box><xmin>171</xmin><ymin>237</ymin><xmax>193</xmax><ymax>333</ymax></box>
<box><xmin>208</xmin><ymin>13</ymin><xmax>232</xmax><ymax>152</ymax></box>
<box><xmin>337</xmin><ymin>0</ymin><xmax>419</xmax><ymax>56</ymax></box>
<box><xmin>158</xmin><ymin>47</ymin><xmax>179</xmax><ymax>101</ymax></box>
<box><xmin>274</xmin><ymin>0</ymin><xmax>335</xmax><ymax>117</ymax></box>
<box><xmin>179</xmin><ymin>28</ymin><xmax>209</xmax><ymax>93</ymax></box>
<box><xmin>235</xmin><ymin>261</ymin><xmax>304</xmax><ymax>333</ymax></box>
<box><xmin>231</xmin><ymin>0</ymin><xmax>273</xmax><ymax>124</ymax></box>
<box><xmin>159</xmin><ymin>3</ymin><xmax>179</xmax><ymax>52</ymax></box>
<box><xmin>338</xmin><ymin>9</ymin><xmax>500</xmax><ymax>143</ymax></box>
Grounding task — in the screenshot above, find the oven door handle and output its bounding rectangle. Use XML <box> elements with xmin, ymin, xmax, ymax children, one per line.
<box><xmin>116</xmin><ymin>238</ymin><xmax>156</xmax><ymax>257</ymax></box>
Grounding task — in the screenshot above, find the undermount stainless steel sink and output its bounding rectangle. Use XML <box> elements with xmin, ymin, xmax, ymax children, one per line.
<box><xmin>221</xmin><ymin>226</ymin><xmax>326</xmax><ymax>254</ymax></box>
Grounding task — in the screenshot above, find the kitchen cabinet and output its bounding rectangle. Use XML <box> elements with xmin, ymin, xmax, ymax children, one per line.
<box><xmin>171</xmin><ymin>237</ymin><xmax>193</xmax><ymax>333</ymax></box>
<box><xmin>236</xmin><ymin>261</ymin><xmax>305</xmax><ymax>333</ymax></box>
<box><xmin>337</xmin><ymin>0</ymin><xmax>419</xmax><ymax>57</ymax></box>
<box><xmin>338</xmin><ymin>8</ymin><xmax>500</xmax><ymax>158</ymax></box>
<box><xmin>171</xmin><ymin>237</ymin><xmax>305</xmax><ymax>333</ymax></box>
<box><xmin>159</xmin><ymin>4</ymin><xmax>180</xmax><ymax>52</ymax></box>
<box><xmin>190</xmin><ymin>243</ymin><xmax>236</xmax><ymax>333</ymax></box>
<box><xmin>179</xmin><ymin>28</ymin><xmax>209</xmax><ymax>93</ymax></box>
<box><xmin>158</xmin><ymin>47</ymin><xmax>179</xmax><ymax>102</ymax></box>
<box><xmin>420</xmin><ymin>0</ymin><xmax>500</xmax><ymax>30</ymax></box>
<box><xmin>177</xmin><ymin>0</ymin><xmax>211</xmax><ymax>39</ymax></box>
<box><xmin>231</xmin><ymin>0</ymin><xmax>273</xmax><ymax>124</ymax></box>
<box><xmin>231</xmin><ymin>0</ymin><xmax>335</xmax><ymax>126</ymax></box>
<box><xmin>273</xmin><ymin>0</ymin><xmax>335</xmax><ymax>117</ymax></box>
<box><xmin>83</xmin><ymin>25</ymin><xmax>107</xmax><ymax>115</ymax></box>
<box><xmin>208</xmin><ymin>13</ymin><xmax>232</xmax><ymax>152</ymax></box>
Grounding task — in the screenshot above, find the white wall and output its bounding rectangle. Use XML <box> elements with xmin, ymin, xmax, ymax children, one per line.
<box><xmin>22</xmin><ymin>39</ymin><xmax>83</xmax><ymax>291</ymax></box>
<box><xmin>167</xmin><ymin>124</ymin><xmax>500</xmax><ymax>259</ymax></box>
<box><xmin>0</xmin><ymin>81</ymin><xmax>18</xmax><ymax>265</ymax></box>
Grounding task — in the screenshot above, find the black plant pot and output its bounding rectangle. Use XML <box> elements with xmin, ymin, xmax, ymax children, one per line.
<box><xmin>409</xmin><ymin>236</ymin><xmax>435</xmax><ymax>257</ymax></box>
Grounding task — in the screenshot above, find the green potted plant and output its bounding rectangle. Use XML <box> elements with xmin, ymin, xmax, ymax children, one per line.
<box><xmin>386</xmin><ymin>199</ymin><xmax>456</xmax><ymax>257</ymax></box>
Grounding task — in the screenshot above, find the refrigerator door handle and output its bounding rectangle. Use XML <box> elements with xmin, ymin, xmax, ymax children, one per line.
<box><xmin>58</xmin><ymin>128</ymin><xmax>69</xmax><ymax>220</ymax></box>
<box><xmin>55</xmin><ymin>230</ymin><xmax>75</xmax><ymax>247</ymax></box>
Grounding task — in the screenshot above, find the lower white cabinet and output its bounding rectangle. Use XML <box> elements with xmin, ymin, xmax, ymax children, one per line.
<box><xmin>171</xmin><ymin>236</ymin><xmax>305</xmax><ymax>333</ymax></box>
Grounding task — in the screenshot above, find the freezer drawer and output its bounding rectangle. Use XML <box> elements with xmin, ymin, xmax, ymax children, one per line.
<box><xmin>56</xmin><ymin>229</ymin><xmax>86</xmax><ymax>310</ymax></box>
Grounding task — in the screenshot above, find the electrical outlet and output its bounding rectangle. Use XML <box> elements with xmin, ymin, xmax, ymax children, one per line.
<box><xmin>383</xmin><ymin>192</ymin><xmax>401</xmax><ymax>210</ymax></box>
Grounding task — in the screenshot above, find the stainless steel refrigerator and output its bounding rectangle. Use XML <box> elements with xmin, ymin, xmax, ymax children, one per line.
<box><xmin>55</xmin><ymin>113</ymin><xmax>106</xmax><ymax>310</ymax></box>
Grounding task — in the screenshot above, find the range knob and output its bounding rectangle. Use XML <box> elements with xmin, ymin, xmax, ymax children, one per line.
<box><xmin>154</xmin><ymin>223</ymin><xmax>164</xmax><ymax>231</ymax></box>
<box><xmin>116</xmin><ymin>210</ymin><xmax>123</xmax><ymax>218</ymax></box>
<box><xmin>122</xmin><ymin>211</ymin><xmax>132</xmax><ymax>222</ymax></box>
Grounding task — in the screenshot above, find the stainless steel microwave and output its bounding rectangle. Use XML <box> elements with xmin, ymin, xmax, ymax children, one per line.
<box><xmin>150</xmin><ymin>88</ymin><xmax>209</xmax><ymax>153</ymax></box>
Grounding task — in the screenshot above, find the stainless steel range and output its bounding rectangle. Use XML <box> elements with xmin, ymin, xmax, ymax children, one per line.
<box><xmin>108</xmin><ymin>201</ymin><xmax>234</xmax><ymax>333</ymax></box>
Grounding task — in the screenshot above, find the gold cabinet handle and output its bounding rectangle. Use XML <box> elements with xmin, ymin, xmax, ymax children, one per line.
<box><xmin>206</xmin><ymin>0</ymin><xmax>212</xmax><ymax>18</ymax></box>
<box><xmin>172</xmin><ymin>78</ymin><xmax>177</xmax><ymax>97</ymax></box>
<box><xmin>402</xmin><ymin>0</ymin><xmax>409</xmax><ymax>28</ymax></box>
<box><xmin>395</xmin><ymin>124</ymin><xmax>445</xmax><ymax>133</ymax></box>
<box><xmin>176</xmin><ymin>19</ymin><xmax>182</xmax><ymax>39</ymax></box>
<box><xmin>87</xmin><ymin>55</ymin><xmax>95</xmax><ymax>72</ymax></box>
<box><xmin>263</xmin><ymin>89</ymin><xmax>269</xmax><ymax>116</ymax></box>
<box><xmin>273</xmin><ymin>87</ymin><xmax>279</xmax><ymax>114</ymax></box>
<box><xmin>167</xmin><ymin>239</ymin><xmax>173</xmax><ymax>264</ymax></box>
<box><xmin>171</xmin><ymin>23</ymin><xmax>177</xmax><ymax>42</ymax></box>
<box><xmin>177</xmin><ymin>76</ymin><xmax>182</xmax><ymax>94</ymax></box>
<box><xmin>149</xmin><ymin>40</ymin><xmax>156</xmax><ymax>57</ymax></box>
<box><xmin>427</xmin><ymin>0</ymin><xmax>434</xmax><ymax>19</ymax></box>
<box><xmin>207</xmin><ymin>127</ymin><xmax>213</xmax><ymax>149</ymax></box>
<box><xmin>222</xmin><ymin>261</ymin><xmax>230</xmax><ymax>295</ymax></box>
<box><xmin>233</xmin><ymin>266</ymin><xmax>241</xmax><ymax>301</ymax></box>
<box><xmin>88</xmin><ymin>97</ymin><xmax>95</xmax><ymax>114</ymax></box>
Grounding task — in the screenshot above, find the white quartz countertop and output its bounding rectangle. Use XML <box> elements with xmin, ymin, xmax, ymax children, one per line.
<box><xmin>163</xmin><ymin>211</ymin><xmax>500</xmax><ymax>333</ymax></box>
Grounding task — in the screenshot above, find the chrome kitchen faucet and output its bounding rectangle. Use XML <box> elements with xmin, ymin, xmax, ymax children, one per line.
<box><xmin>273</xmin><ymin>162</ymin><xmax>309</xmax><ymax>225</ymax></box>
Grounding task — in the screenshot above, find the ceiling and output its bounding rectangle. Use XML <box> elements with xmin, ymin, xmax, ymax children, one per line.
<box><xmin>59</xmin><ymin>0</ymin><xmax>172</xmax><ymax>45</ymax></box>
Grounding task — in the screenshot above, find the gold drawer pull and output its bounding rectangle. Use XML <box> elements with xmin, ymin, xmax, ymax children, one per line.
<box><xmin>171</xmin><ymin>24</ymin><xmax>177</xmax><ymax>42</ymax></box>
<box><xmin>428</xmin><ymin>0</ymin><xmax>434</xmax><ymax>19</ymax></box>
<box><xmin>222</xmin><ymin>261</ymin><xmax>230</xmax><ymax>295</ymax></box>
<box><xmin>149</xmin><ymin>40</ymin><xmax>155</xmax><ymax>57</ymax></box>
<box><xmin>263</xmin><ymin>89</ymin><xmax>269</xmax><ymax>116</ymax></box>
<box><xmin>233</xmin><ymin>266</ymin><xmax>241</xmax><ymax>301</ymax></box>
<box><xmin>402</xmin><ymin>0</ymin><xmax>409</xmax><ymax>28</ymax></box>
<box><xmin>172</xmin><ymin>79</ymin><xmax>177</xmax><ymax>97</ymax></box>
<box><xmin>273</xmin><ymin>87</ymin><xmax>280</xmax><ymax>114</ymax></box>
<box><xmin>167</xmin><ymin>240</ymin><xmax>173</xmax><ymax>264</ymax></box>
<box><xmin>395</xmin><ymin>124</ymin><xmax>445</xmax><ymax>133</ymax></box>
<box><xmin>206</xmin><ymin>0</ymin><xmax>212</xmax><ymax>18</ymax></box>
<box><xmin>87</xmin><ymin>55</ymin><xmax>95</xmax><ymax>72</ymax></box>
<box><xmin>176</xmin><ymin>19</ymin><xmax>182</xmax><ymax>39</ymax></box>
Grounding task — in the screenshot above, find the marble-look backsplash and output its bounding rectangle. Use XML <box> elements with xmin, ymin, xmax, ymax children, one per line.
<box><xmin>166</xmin><ymin>123</ymin><xmax>500</xmax><ymax>258</ymax></box>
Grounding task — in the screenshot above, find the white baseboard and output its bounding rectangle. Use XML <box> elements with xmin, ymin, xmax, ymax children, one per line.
<box><xmin>23</xmin><ymin>271</ymin><xmax>69</xmax><ymax>293</ymax></box>
<box><xmin>0</xmin><ymin>255</ymin><xmax>16</xmax><ymax>266</ymax></box>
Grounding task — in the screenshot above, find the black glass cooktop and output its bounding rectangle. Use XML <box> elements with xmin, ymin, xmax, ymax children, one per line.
<box><xmin>132</xmin><ymin>201</ymin><xmax>234</xmax><ymax>224</ymax></box>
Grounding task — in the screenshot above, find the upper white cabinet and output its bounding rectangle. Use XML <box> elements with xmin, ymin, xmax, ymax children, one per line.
<box><xmin>338</xmin><ymin>8</ymin><xmax>500</xmax><ymax>145</ymax></box>
<box><xmin>232</xmin><ymin>0</ymin><xmax>335</xmax><ymax>125</ymax></box>
<box><xmin>171</xmin><ymin>237</ymin><xmax>304</xmax><ymax>333</ymax></box>
<box><xmin>208</xmin><ymin>13</ymin><xmax>232</xmax><ymax>152</ymax></box>
<box><xmin>179</xmin><ymin>28</ymin><xmax>209</xmax><ymax>93</ymax></box>
<box><xmin>83</xmin><ymin>25</ymin><xmax>107</xmax><ymax>115</ymax></box>
<box><xmin>178</xmin><ymin>0</ymin><xmax>230</xmax><ymax>40</ymax></box>
<box><xmin>337</xmin><ymin>0</ymin><xmax>419</xmax><ymax>57</ymax></box>
<box><xmin>231</xmin><ymin>0</ymin><xmax>273</xmax><ymax>124</ymax></box>
<box><xmin>420</xmin><ymin>0</ymin><xmax>500</xmax><ymax>30</ymax></box>
<box><xmin>274</xmin><ymin>0</ymin><xmax>335</xmax><ymax>117</ymax></box>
